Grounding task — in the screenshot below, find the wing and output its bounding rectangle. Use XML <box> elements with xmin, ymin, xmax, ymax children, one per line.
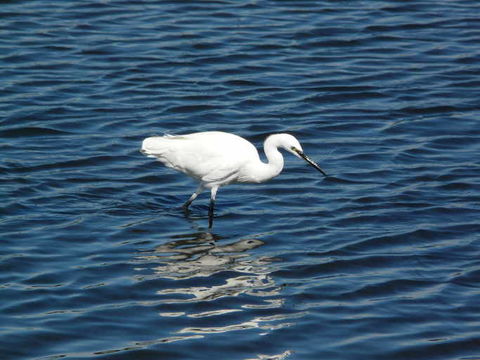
<box><xmin>141</xmin><ymin>132</ymin><xmax>260</xmax><ymax>185</ymax></box>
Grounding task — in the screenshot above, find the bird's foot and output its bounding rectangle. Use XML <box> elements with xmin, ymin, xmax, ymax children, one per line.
<box><xmin>182</xmin><ymin>204</ymin><xmax>191</xmax><ymax>215</ymax></box>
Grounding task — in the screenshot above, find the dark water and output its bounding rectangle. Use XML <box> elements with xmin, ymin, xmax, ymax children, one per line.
<box><xmin>1</xmin><ymin>1</ymin><xmax>480</xmax><ymax>359</ymax></box>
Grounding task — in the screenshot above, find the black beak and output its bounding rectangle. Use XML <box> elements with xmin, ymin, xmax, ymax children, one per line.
<box><xmin>295</xmin><ymin>149</ymin><xmax>328</xmax><ymax>177</ymax></box>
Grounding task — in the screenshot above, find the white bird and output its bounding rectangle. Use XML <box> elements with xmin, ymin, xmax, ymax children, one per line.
<box><xmin>141</xmin><ymin>131</ymin><xmax>327</xmax><ymax>228</ymax></box>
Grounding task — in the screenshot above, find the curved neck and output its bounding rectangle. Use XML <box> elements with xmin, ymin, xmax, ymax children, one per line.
<box><xmin>245</xmin><ymin>136</ymin><xmax>284</xmax><ymax>183</ymax></box>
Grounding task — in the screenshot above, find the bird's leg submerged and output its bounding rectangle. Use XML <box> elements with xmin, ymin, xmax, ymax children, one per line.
<box><xmin>182</xmin><ymin>184</ymin><xmax>218</xmax><ymax>228</ymax></box>
<box><xmin>182</xmin><ymin>184</ymin><xmax>204</xmax><ymax>210</ymax></box>
<box><xmin>208</xmin><ymin>186</ymin><xmax>218</xmax><ymax>228</ymax></box>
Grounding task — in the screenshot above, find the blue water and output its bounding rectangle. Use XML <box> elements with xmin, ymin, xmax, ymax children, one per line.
<box><xmin>1</xmin><ymin>1</ymin><xmax>480</xmax><ymax>359</ymax></box>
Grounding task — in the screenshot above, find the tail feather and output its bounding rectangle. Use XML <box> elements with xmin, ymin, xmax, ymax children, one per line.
<box><xmin>141</xmin><ymin>136</ymin><xmax>170</xmax><ymax>158</ymax></box>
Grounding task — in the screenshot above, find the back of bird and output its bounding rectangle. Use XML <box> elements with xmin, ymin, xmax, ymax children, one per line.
<box><xmin>141</xmin><ymin>131</ymin><xmax>259</xmax><ymax>184</ymax></box>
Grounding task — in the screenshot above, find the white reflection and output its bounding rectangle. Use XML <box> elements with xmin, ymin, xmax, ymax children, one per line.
<box><xmin>136</xmin><ymin>232</ymin><xmax>271</xmax><ymax>281</ymax></box>
<box><xmin>178</xmin><ymin>311</ymin><xmax>308</xmax><ymax>335</ymax></box>
<box><xmin>245</xmin><ymin>350</ymin><xmax>293</xmax><ymax>360</ymax></box>
<box><xmin>157</xmin><ymin>273</ymin><xmax>277</xmax><ymax>302</ymax></box>
<box><xmin>134</xmin><ymin>231</ymin><xmax>301</xmax><ymax>351</ymax></box>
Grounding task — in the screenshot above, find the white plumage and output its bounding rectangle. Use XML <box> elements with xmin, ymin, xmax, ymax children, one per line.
<box><xmin>141</xmin><ymin>131</ymin><xmax>326</xmax><ymax>227</ymax></box>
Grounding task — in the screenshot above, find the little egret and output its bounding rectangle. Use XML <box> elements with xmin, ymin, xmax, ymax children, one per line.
<box><xmin>141</xmin><ymin>131</ymin><xmax>327</xmax><ymax>228</ymax></box>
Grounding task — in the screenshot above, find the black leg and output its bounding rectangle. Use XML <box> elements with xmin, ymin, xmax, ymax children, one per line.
<box><xmin>208</xmin><ymin>197</ymin><xmax>215</xmax><ymax>228</ymax></box>
<box><xmin>208</xmin><ymin>186</ymin><xmax>218</xmax><ymax>228</ymax></box>
<box><xmin>182</xmin><ymin>198</ymin><xmax>193</xmax><ymax>211</ymax></box>
<box><xmin>182</xmin><ymin>184</ymin><xmax>204</xmax><ymax>210</ymax></box>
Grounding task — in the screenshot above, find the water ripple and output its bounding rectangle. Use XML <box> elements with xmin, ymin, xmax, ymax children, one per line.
<box><xmin>1</xmin><ymin>0</ymin><xmax>480</xmax><ymax>359</ymax></box>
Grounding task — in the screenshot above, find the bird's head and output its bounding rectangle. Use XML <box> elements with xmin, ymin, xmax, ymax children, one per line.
<box><xmin>274</xmin><ymin>133</ymin><xmax>328</xmax><ymax>177</ymax></box>
<box><xmin>281</xmin><ymin>134</ymin><xmax>304</xmax><ymax>159</ymax></box>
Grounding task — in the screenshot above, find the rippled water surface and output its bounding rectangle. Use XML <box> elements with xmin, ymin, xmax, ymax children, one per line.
<box><xmin>2</xmin><ymin>1</ymin><xmax>480</xmax><ymax>359</ymax></box>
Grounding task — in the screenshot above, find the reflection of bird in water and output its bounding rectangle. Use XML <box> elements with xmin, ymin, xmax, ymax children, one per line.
<box><xmin>150</xmin><ymin>235</ymin><xmax>278</xmax><ymax>301</ymax></box>
<box><xmin>137</xmin><ymin>232</ymin><xmax>268</xmax><ymax>279</ymax></box>
<box><xmin>141</xmin><ymin>131</ymin><xmax>327</xmax><ymax>227</ymax></box>
<box><xmin>134</xmin><ymin>232</ymin><xmax>304</xmax><ymax>343</ymax></box>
